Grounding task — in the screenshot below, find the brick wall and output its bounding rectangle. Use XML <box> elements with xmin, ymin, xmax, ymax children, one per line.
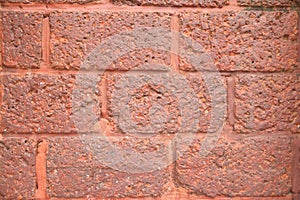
<box><xmin>0</xmin><ymin>0</ymin><xmax>299</xmax><ymax>199</ymax></box>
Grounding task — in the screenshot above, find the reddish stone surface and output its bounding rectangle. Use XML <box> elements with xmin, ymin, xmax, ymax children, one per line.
<box><xmin>0</xmin><ymin>0</ymin><xmax>44</xmax><ymax>3</ymax></box>
<box><xmin>48</xmin><ymin>0</ymin><xmax>104</xmax><ymax>3</ymax></box>
<box><xmin>0</xmin><ymin>74</ymin><xmax>101</xmax><ymax>134</ymax></box>
<box><xmin>0</xmin><ymin>138</ymin><xmax>36</xmax><ymax>199</ymax></box>
<box><xmin>1</xmin><ymin>0</ymin><xmax>105</xmax><ymax>3</ymax></box>
<box><xmin>293</xmin><ymin>136</ymin><xmax>300</xmax><ymax>193</ymax></box>
<box><xmin>179</xmin><ymin>11</ymin><xmax>298</xmax><ymax>72</ymax></box>
<box><xmin>237</xmin><ymin>0</ymin><xmax>298</xmax><ymax>6</ymax></box>
<box><xmin>1</xmin><ymin>11</ymin><xmax>43</xmax><ymax>68</ymax></box>
<box><xmin>106</xmin><ymin>72</ymin><xmax>227</xmax><ymax>135</ymax></box>
<box><xmin>294</xmin><ymin>193</ymin><xmax>300</xmax><ymax>200</ymax></box>
<box><xmin>50</xmin><ymin>11</ymin><xmax>172</xmax><ymax>70</ymax></box>
<box><xmin>46</xmin><ymin>136</ymin><xmax>172</xmax><ymax>198</ymax></box>
<box><xmin>235</xmin><ymin>74</ymin><xmax>299</xmax><ymax>134</ymax></box>
<box><xmin>108</xmin><ymin>49</ymin><xmax>170</xmax><ymax>71</ymax></box>
<box><xmin>175</xmin><ymin>134</ymin><xmax>292</xmax><ymax>197</ymax></box>
<box><xmin>113</xmin><ymin>0</ymin><xmax>229</xmax><ymax>7</ymax></box>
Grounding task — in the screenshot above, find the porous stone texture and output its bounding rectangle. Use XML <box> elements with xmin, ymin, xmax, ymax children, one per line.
<box><xmin>1</xmin><ymin>0</ymin><xmax>44</xmax><ymax>3</ymax></box>
<box><xmin>48</xmin><ymin>0</ymin><xmax>104</xmax><ymax>3</ymax></box>
<box><xmin>0</xmin><ymin>138</ymin><xmax>36</xmax><ymax>199</ymax></box>
<box><xmin>46</xmin><ymin>136</ymin><xmax>172</xmax><ymax>198</ymax></box>
<box><xmin>235</xmin><ymin>74</ymin><xmax>299</xmax><ymax>134</ymax></box>
<box><xmin>179</xmin><ymin>11</ymin><xmax>298</xmax><ymax>72</ymax></box>
<box><xmin>0</xmin><ymin>74</ymin><xmax>101</xmax><ymax>134</ymax></box>
<box><xmin>1</xmin><ymin>11</ymin><xmax>43</xmax><ymax>68</ymax></box>
<box><xmin>293</xmin><ymin>136</ymin><xmax>300</xmax><ymax>193</ymax></box>
<box><xmin>237</xmin><ymin>0</ymin><xmax>298</xmax><ymax>7</ymax></box>
<box><xmin>106</xmin><ymin>72</ymin><xmax>227</xmax><ymax>135</ymax></box>
<box><xmin>50</xmin><ymin>11</ymin><xmax>172</xmax><ymax>70</ymax></box>
<box><xmin>1</xmin><ymin>0</ymin><xmax>105</xmax><ymax>3</ymax></box>
<box><xmin>113</xmin><ymin>0</ymin><xmax>229</xmax><ymax>7</ymax></box>
<box><xmin>175</xmin><ymin>134</ymin><xmax>292</xmax><ymax>197</ymax></box>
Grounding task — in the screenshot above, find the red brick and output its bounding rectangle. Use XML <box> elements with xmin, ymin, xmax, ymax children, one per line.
<box><xmin>50</xmin><ymin>11</ymin><xmax>172</xmax><ymax>70</ymax></box>
<box><xmin>179</xmin><ymin>11</ymin><xmax>298</xmax><ymax>72</ymax></box>
<box><xmin>49</xmin><ymin>0</ymin><xmax>104</xmax><ymax>3</ymax></box>
<box><xmin>113</xmin><ymin>0</ymin><xmax>229</xmax><ymax>7</ymax></box>
<box><xmin>1</xmin><ymin>11</ymin><xmax>43</xmax><ymax>68</ymax></box>
<box><xmin>0</xmin><ymin>138</ymin><xmax>36</xmax><ymax>199</ymax></box>
<box><xmin>237</xmin><ymin>0</ymin><xmax>298</xmax><ymax>6</ymax></box>
<box><xmin>1</xmin><ymin>0</ymin><xmax>44</xmax><ymax>3</ymax></box>
<box><xmin>0</xmin><ymin>74</ymin><xmax>101</xmax><ymax>134</ymax></box>
<box><xmin>292</xmin><ymin>136</ymin><xmax>300</xmax><ymax>193</ymax></box>
<box><xmin>175</xmin><ymin>134</ymin><xmax>292</xmax><ymax>197</ymax></box>
<box><xmin>294</xmin><ymin>193</ymin><xmax>300</xmax><ymax>200</ymax></box>
<box><xmin>46</xmin><ymin>136</ymin><xmax>172</xmax><ymax>198</ymax></box>
<box><xmin>106</xmin><ymin>72</ymin><xmax>227</xmax><ymax>135</ymax></box>
<box><xmin>1</xmin><ymin>0</ymin><xmax>106</xmax><ymax>3</ymax></box>
<box><xmin>234</xmin><ymin>74</ymin><xmax>299</xmax><ymax>134</ymax></box>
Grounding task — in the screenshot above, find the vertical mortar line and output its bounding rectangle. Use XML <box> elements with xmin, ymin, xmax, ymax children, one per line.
<box><xmin>0</xmin><ymin>9</ymin><xmax>3</xmax><ymax>139</ymax></box>
<box><xmin>100</xmin><ymin>73</ymin><xmax>109</xmax><ymax>119</ymax></box>
<box><xmin>227</xmin><ymin>74</ymin><xmax>235</xmax><ymax>127</ymax></box>
<box><xmin>0</xmin><ymin>6</ymin><xmax>3</xmax><ymax>73</ymax></box>
<box><xmin>36</xmin><ymin>139</ymin><xmax>48</xmax><ymax>200</ymax></box>
<box><xmin>170</xmin><ymin>12</ymin><xmax>181</xmax><ymax>191</ymax></box>
<box><xmin>170</xmin><ymin>13</ymin><xmax>180</xmax><ymax>70</ymax></box>
<box><xmin>41</xmin><ymin>12</ymin><xmax>50</xmax><ymax>69</ymax></box>
<box><xmin>297</xmin><ymin>10</ymin><xmax>300</xmax><ymax>64</ymax></box>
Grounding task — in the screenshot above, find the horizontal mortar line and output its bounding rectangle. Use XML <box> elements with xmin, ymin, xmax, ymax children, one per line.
<box><xmin>0</xmin><ymin>69</ymin><xmax>175</xmax><ymax>75</ymax></box>
<box><xmin>0</xmin><ymin>132</ymin><xmax>82</xmax><ymax>138</ymax></box>
<box><xmin>1</xmin><ymin>3</ymin><xmax>299</xmax><ymax>12</ymax></box>
<box><xmin>0</xmin><ymin>4</ymin><xmax>257</xmax><ymax>12</ymax></box>
<box><xmin>0</xmin><ymin>132</ymin><xmax>186</xmax><ymax>140</ymax></box>
<box><xmin>231</xmin><ymin>70</ymin><xmax>300</xmax><ymax>75</ymax></box>
<box><xmin>0</xmin><ymin>131</ymin><xmax>293</xmax><ymax>139</ymax></box>
<box><xmin>172</xmin><ymin>70</ymin><xmax>299</xmax><ymax>75</ymax></box>
<box><xmin>48</xmin><ymin>195</ymin><xmax>294</xmax><ymax>200</ymax></box>
<box><xmin>0</xmin><ymin>69</ymin><xmax>95</xmax><ymax>75</ymax></box>
<box><xmin>1</xmin><ymin>68</ymin><xmax>299</xmax><ymax>75</ymax></box>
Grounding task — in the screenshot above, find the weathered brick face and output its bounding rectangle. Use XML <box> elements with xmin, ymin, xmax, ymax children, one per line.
<box><xmin>179</xmin><ymin>11</ymin><xmax>298</xmax><ymax>72</ymax></box>
<box><xmin>1</xmin><ymin>0</ymin><xmax>105</xmax><ymax>3</ymax></box>
<box><xmin>235</xmin><ymin>74</ymin><xmax>299</xmax><ymax>134</ymax></box>
<box><xmin>237</xmin><ymin>0</ymin><xmax>298</xmax><ymax>6</ymax></box>
<box><xmin>46</xmin><ymin>136</ymin><xmax>172</xmax><ymax>198</ymax></box>
<box><xmin>175</xmin><ymin>135</ymin><xmax>292</xmax><ymax>197</ymax></box>
<box><xmin>1</xmin><ymin>11</ymin><xmax>43</xmax><ymax>68</ymax></box>
<box><xmin>0</xmin><ymin>138</ymin><xmax>36</xmax><ymax>199</ymax></box>
<box><xmin>0</xmin><ymin>0</ymin><xmax>299</xmax><ymax>199</ymax></box>
<box><xmin>0</xmin><ymin>74</ymin><xmax>78</xmax><ymax>133</ymax></box>
<box><xmin>50</xmin><ymin>11</ymin><xmax>172</xmax><ymax>70</ymax></box>
<box><xmin>113</xmin><ymin>0</ymin><xmax>229</xmax><ymax>7</ymax></box>
<box><xmin>107</xmin><ymin>72</ymin><xmax>227</xmax><ymax>134</ymax></box>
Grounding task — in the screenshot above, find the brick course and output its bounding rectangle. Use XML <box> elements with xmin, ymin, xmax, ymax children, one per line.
<box><xmin>0</xmin><ymin>0</ymin><xmax>299</xmax><ymax>199</ymax></box>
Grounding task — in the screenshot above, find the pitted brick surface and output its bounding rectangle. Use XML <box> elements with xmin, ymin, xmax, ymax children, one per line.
<box><xmin>179</xmin><ymin>11</ymin><xmax>298</xmax><ymax>72</ymax></box>
<box><xmin>0</xmin><ymin>138</ymin><xmax>36</xmax><ymax>199</ymax></box>
<box><xmin>176</xmin><ymin>135</ymin><xmax>292</xmax><ymax>197</ymax></box>
<box><xmin>1</xmin><ymin>11</ymin><xmax>43</xmax><ymax>68</ymax></box>
<box><xmin>235</xmin><ymin>74</ymin><xmax>300</xmax><ymax>134</ymax></box>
